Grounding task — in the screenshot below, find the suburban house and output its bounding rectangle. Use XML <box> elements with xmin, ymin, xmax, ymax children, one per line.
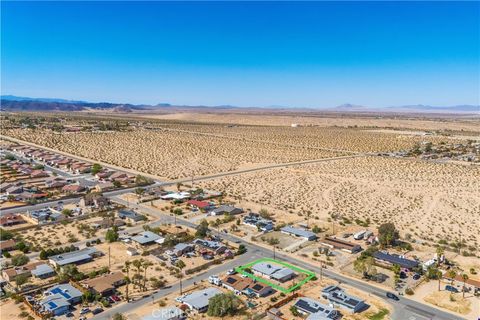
<box><xmin>209</xmin><ymin>205</ymin><xmax>243</xmax><ymax>216</ymax></box>
<box><xmin>186</xmin><ymin>200</ymin><xmax>213</xmax><ymax>211</ymax></box>
<box><xmin>321</xmin><ymin>285</ymin><xmax>366</xmax><ymax>313</ymax></box>
<box><xmin>131</xmin><ymin>231</ymin><xmax>164</xmax><ymax>246</ymax></box>
<box><xmin>160</xmin><ymin>192</ymin><xmax>191</xmax><ymax>200</ymax></box>
<box><xmin>252</xmin><ymin>262</ymin><xmax>296</xmax><ymax>282</ymax></box>
<box><xmin>108</xmin><ymin>171</ymin><xmax>128</xmax><ymax>181</ymax></box>
<box><xmin>79</xmin><ymin>193</ymin><xmax>110</xmax><ymax>209</ymax></box>
<box><xmin>373</xmin><ymin>251</ymin><xmax>419</xmax><ymax>270</ymax></box>
<box><xmin>243</xmin><ymin>214</ymin><xmax>274</xmax><ymax>232</ymax></box>
<box><xmin>193</xmin><ymin>239</ymin><xmax>227</xmax><ymax>255</ymax></box>
<box><xmin>0</xmin><ymin>213</ymin><xmax>26</xmax><ymax>227</ymax></box>
<box><xmin>30</xmin><ymin>170</ymin><xmax>49</xmax><ymax>178</ymax></box>
<box><xmin>95</xmin><ymin>182</ymin><xmax>115</xmax><ymax>192</ymax></box>
<box><xmin>222</xmin><ymin>275</ymin><xmax>273</xmax><ymax>297</ymax></box>
<box><xmin>91</xmin><ymin>218</ymin><xmax>126</xmax><ymax>229</ymax></box>
<box><xmin>31</xmin><ymin>264</ymin><xmax>56</xmax><ymax>279</ymax></box>
<box><xmin>281</xmin><ymin>226</ymin><xmax>317</xmax><ymax>241</ymax></box>
<box><xmin>2</xmin><ymin>261</ymin><xmax>47</xmax><ymax>282</ymax></box>
<box><xmin>142</xmin><ymin>306</ymin><xmax>185</xmax><ymax>320</ymax></box>
<box><xmin>118</xmin><ymin>209</ymin><xmax>146</xmax><ymax>223</ymax></box>
<box><xmin>62</xmin><ymin>184</ymin><xmax>86</xmax><ymax>194</ymax></box>
<box><xmin>320</xmin><ymin>237</ymin><xmax>362</xmax><ymax>254</ymax></box>
<box><xmin>95</xmin><ymin>171</ymin><xmax>113</xmax><ymax>180</ymax></box>
<box><xmin>293</xmin><ymin>297</ymin><xmax>339</xmax><ymax>319</ymax></box>
<box><xmin>0</xmin><ymin>239</ymin><xmax>16</xmax><ymax>252</ymax></box>
<box><xmin>49</xmin><ymin>247</ymin><xmax>101</xmax><ymax>268</ymax></box>
<box><xmin>5</xmin><ymin>185</ymin><xmax>23</xmax><ymax>194</ymax></box>
<box><xmin>40</xmin><ymin>284</ymin><xmax>83</xmax><ymax>316</ymax></box>
<box><xmin>81</xmin><ymin>271</ymin><xmax>125</xmax><ymax>296</ymax></box>
<box><xmin>173</xmin><ymin>243</ymin><xmax>195</xmax><ymax>257</ymax></box>
<box><xmin>45</xmin><ymin>177</ymin><xmax>67</xmax><ymax>189</ymax></box>
<box><xmin>176</xmin><ymin>287</ymin><xmax>222</xmax><ymax>313</ymax></box>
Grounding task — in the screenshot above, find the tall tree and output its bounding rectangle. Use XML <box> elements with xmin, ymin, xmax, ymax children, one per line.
<box><xmin>123</xmin><ymin>261</ymin><xmax>131</xmax><ymax>302</ymax></box>
<box><xmin>462</xmin><ymin>274</ymin><xmax>469</xmax><ymax>298</ymax></box>
<box><xmin>378</xmin><ymin>223</ymin><xmax>399</xmax><ymax>247</ymax></box>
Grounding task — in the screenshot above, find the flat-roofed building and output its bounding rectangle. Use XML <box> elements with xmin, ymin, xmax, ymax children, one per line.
<box><xmin>176</xmin><ymin>287</ymin><xmax>222</xmax><ymax>313</ymax></box>
<box><xmin>321</xmin><ymin>237</ymin><xmax>362</xmax><ymax>254</ymax></box>
<box><xmin>373</xmin><ymin>251</ymin><xmax>419</xmax><ymax>270</ymax></box>
<box><xmin>49</xmin><ymin>247</ymin><xmax>100</xmax><ymax>268</ymax></box>
<box><xmin>281</xmin><ymin>226</ymin><xmax>317</xmax><ymax>241</ymax></box>
<box><xmin>321</xmin><ymin>285</ymin><xmax>366</xmax><ymax>313</ymax></box>
<box><xmin>293</xmin><ymin>297</ymin><xmax>338</xmax><ymax>319</ymax></box>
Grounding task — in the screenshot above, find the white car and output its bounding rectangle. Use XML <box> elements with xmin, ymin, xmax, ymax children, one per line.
<box><xmin>226</xmin><ymin>269</ymin><xmax>237</xmax><ymax>275</ymax></box>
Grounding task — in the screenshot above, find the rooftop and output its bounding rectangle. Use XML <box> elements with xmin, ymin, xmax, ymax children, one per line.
<box><xmin>131</xmin><ymin>231</ymin><xmax>163</xmax><ymax>245</ymax></box>
<box><xmin>178</xmin><ymin>287</ymin><xmax>222</xmax><ymax>310</ymax></box>
<box><xmin>281</xmin><ymin>225</ymin><xmax>317</xmax><ymax>239</ymax></box>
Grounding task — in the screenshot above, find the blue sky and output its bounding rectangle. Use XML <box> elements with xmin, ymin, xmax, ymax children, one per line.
<box><xmin>1</xmin><ymin>1</ymin><xmax>479</xmax><ymax>107</ymax></box>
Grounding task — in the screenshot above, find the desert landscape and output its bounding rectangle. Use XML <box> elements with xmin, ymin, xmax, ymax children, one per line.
<box><xmin>2</xmin><ymin>114</ymin><xmax>479</xmax><ymax>252</ymax></box>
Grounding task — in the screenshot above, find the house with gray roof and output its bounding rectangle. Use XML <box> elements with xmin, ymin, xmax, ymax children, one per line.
<box><xmin>49</xmin><ymin>247</ymin><xmax>100</xmax><ymax>267</ymax></box>
<box><xmin>252</xmin><ymin>262</ymin><xmax>296</xmax><ymax>282</ymax></box>
<box><xmin>131</xmin><ymin>231</ymin><xmax>164</xmax><ymax>245</ymax></box>
<box><xmin>176</xmin><ymin>287</ymin><xmax>222</xmax><ymax>312</ymax></box>
<box><xmin>281</xmin><ymin>225</ymin><xmax>317</xmax><ymax>241</ymax></box>
<box><xmin>321</xmin><ymin>285</ymin><xmax>366</xmax><ymax>313</ymax></box>
<box><xmin>118</xmin><ymin>209</ymin><xmax>146</xmax><ymax>222</ymax></box>
<box><xmin>294</xmin><ymin>297</ymin><xmax>338</xmax><ymax>320</ymax></box>
<box><xmin>31</xmin><ymin>264</ymin><xmax>56</xmax><ymax>279</ymax></box>
<box><xmin>173</xmin><ymin>243</ymin><xmax>194</xmax><ymax>257</ymax></box>
<box><xmin>40</xmin><ymin>284</ymin><xmax>83</xmax><ymax>316</ymax></box>
<box><xmin>210</xmin><ymin>205</ymin><xmax>243</xmax><ymax>216</ymax></box>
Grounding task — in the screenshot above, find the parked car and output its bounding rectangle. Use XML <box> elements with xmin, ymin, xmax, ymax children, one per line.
<box><xmin>111</xmin><ymin>295</ymin><xmax>121</xmax><ymax>302</ymax></box>
<box><xmin>386</xmin><ymin>292</ymin><xmax>400</xmax><ymax>301</ymax></box>
<box><xmin>227</xmin><ymin>269</ymin><xmax>237</xmax><ymax>275</ymax></box>
<box><xmin>203</xmin><ymin>254</ymin><xmax>214</xmax><ymax>260</ymax></box>
<box><xmin>445</xmin><ymin>285</ymin><xmax>459</xmax><ymax>293</ymax></box>
<box><xmin>92</xmin><ymin>308</ymin><xmax>104</xmax><ymax>315</ymax></box>
<box><xmin>65</xmin><ymin>312</ymin><xmax>74</xmax><ymax>317</ymax></box>
<box><xmin>80</xmin><ymin>308</ymin><xmax>91</xmax><ymax>315</ymax></box>
<box><xmin>413</xmin><ymin>273</ymin><xmax>421</xmax><ymax>280</ymax></box>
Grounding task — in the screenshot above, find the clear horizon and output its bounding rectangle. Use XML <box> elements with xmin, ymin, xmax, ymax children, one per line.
<box><xmin>1</xmin><ymin>1</ymin><xmax>479</xmax><ymax>108</ymax></box>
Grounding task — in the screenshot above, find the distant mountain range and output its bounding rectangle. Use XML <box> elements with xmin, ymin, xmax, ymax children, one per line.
<box><xmin>1</xmin><ymin>95</ymin><xmax>478</xmax><ymax>114</ymax></box>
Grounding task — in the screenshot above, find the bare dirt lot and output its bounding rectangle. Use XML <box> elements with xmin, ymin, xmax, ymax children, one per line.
<box><xmin>199</xmin><ymin>156</ymin><xmax>480</xmax><ymax>250</ymax></box>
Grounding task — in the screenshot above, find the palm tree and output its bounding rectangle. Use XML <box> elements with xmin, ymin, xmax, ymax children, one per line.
<box><xmin>437</xmin><ymin>270</ymin><xmax>443</xmax><ymax>291</ymax></box>
<box><xmin>447</xmin><ymin>269</ymin><xmax>457</xmax><ymax>285</ymax></box>
<box><xmin>132</xmin><ymin>259</ymin><xmax>144</xmax><ymax>289</ymax></box>
<box><xmin>123</xmin><ymin>261</ymin><xmax>131</xmax><ymax>302</ymax></box>
<box><xmin>142</xmin><ymin>260</ymin><xmax>153</xmax><ymax>291</ymax></box>
<box><xmin>462</xmin><ymin>274</ymin><xmax>469</xmax><ymax>298</ymax></box>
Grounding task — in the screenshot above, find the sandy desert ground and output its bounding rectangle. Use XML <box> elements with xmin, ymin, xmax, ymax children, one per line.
<box><xmin>2</xmin><ymin>114</ymin><xmax>479</xmax><ymax>252</ymax></box>
<box><xmin>2</xmin><ymin>127</ymin><xmax>343</xmax><ymax>179</ymax></box>
<box><xmin>135</xmin><ymin>111</ymin><xmax>480</xmax><ymax>133</ymax></box>
<box><xmin>198</xmin><ymin>156</ymin><xmax>480</xmax><ymax>250</ymax></box>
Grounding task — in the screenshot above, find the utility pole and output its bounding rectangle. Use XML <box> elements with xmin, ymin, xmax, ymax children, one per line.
<box><xmin>273</xmin><ymin>245</ymin><xmax>276</xmax><ymax>260</ymax></box>
<box><xmin>108</xmin><ymin>246</ymin><xmax>111</xmax><ymax>269</ymax></box>
<box><xmin>191</xmin><ymin>176</ymin><xmax>194</xmax><ymax>189</ymax></box>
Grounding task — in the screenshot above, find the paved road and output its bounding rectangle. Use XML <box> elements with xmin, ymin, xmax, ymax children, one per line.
<box><xmin>94</xmin><ymin>198</ymin><xmax>465</xmax><ymax>320</ymax></box>
<box><xmin>0</xmin><ymin>139</ymin><xmax>466</xmax><ymax>319</ymax></box>
<box><xmin>94</xmin><ymin>249</ymin><xmax>266</xmax><ymax>319</ymax></box>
